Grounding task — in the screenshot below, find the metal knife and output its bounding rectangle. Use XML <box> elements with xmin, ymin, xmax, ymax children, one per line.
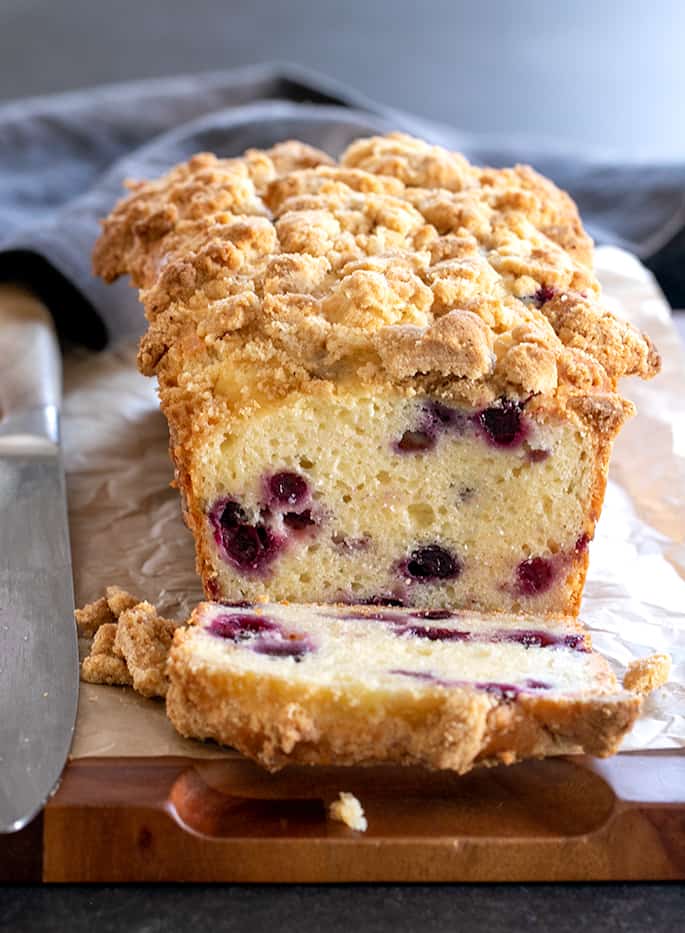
<box><xmin>0</xmin><ymin>284</ymin><xmax>78</xmax><ymax>833</ymax></box>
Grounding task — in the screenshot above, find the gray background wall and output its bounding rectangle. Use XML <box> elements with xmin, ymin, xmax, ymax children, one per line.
<box><xmin>0</xmin><ymin>0</ymin><xmax>682</xmax><ymax>158</ymax></box>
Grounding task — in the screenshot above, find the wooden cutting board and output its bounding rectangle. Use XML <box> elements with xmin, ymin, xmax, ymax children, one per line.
<box><xmin>4</xmin><ymin>750</ymin><xmax>684</xmax><ymax>882</ymax></box>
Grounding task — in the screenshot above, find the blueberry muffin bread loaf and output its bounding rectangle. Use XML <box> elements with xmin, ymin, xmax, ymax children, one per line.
<box><xmin>94</xmin><ymin>133</ymin><xmax>659</xmax><ymax>615</ymax></box>
<box><xmin>166</xmin><ymin>601</ymin><xmax>641</xmax><ymax>772</ymax></box>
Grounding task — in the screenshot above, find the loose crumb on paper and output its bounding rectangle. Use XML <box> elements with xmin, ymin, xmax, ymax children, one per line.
<box><xmin>624</xmin><ymin>653</ymin><xmax>672</xmax><ymax>695</ymax></box>
<box><xmin>114</xmin><ymin>601</ymin><xmax>179</xmax><ymax>698</ymax></box>
<box><xmin>74</xmin><ymin>596</ymin><xmax>116</xmax><ymax>637</ymax></box>
<box><xmin>105</xmin><ymin>585</ymin><xmax>140</xmax><ymax>618</ymax></box>
<box><xmin>81</xmin><ymin>622</ymin><xmax>132</xmax><ymax>687</ymax></box>
<box><xmin>75</xmin><ymin>589</ymin><xmax>178</xmax><ymax>698</ymax></box>
<box><xmin>329</xmin><ymin>792</ymin><xmax>367</xmax><ymax>832</ymax></box>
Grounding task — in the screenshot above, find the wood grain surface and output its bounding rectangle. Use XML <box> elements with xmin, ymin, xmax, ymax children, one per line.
<box><xmin>3</xmin><ymin>751</ymin><xmax>680</xmax><ymax>883</ymax></box>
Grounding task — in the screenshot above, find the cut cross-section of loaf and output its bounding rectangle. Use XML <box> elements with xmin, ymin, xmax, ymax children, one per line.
<box><xmin>93</xmin><ymin>133</ymin><xmax>659</xmax><ymax>615</ymax></box>
<box><xmin>166</xmin><ymin>601</ymin><xmax>641</xmax><ymax>772</ymax></box>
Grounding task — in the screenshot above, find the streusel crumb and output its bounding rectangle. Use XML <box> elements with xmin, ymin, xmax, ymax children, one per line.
<box><xmin>74</xmin><ymin>586</ymin><xmax>141</xmax><ymax>637</ymax></box>
<box><xmin>624</xmin><ymin>653</ymin><xmax>672</xmax><ymax>695</ymax></box>
<box><xmin>74</xmin><ymin>596</ymin><xmax>116</xmax><ymax>637</ymax></box>
<box><xmin>114</xmin><ymin>601</ymin><xmax>179</xmax><ymax>698</ymax></box>
<box><xmin>329</xmin><ymin>792</ymin><xmax>368</xmax><ymax>832</ymax></box>
<box><xmin>77</xmin><ymin>591</ymin><xmax>178</xmax><ymax>697</ymax></box>
<box><xmin>93</xmin><ymin>131</ymin><xmax>659</xmax><ymax>439</ymax></box>
<box><xmin>105</xmin><ymin>585</ymin><xmax>141</xmax><ymax>617</ymax></box>
<box><xmin>81</xmin><ymin>623</ymin><xmax>133</xmax><ymax>686</ymax></box>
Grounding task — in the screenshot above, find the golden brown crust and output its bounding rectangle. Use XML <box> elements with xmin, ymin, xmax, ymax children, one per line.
<box><xmin>166</xmin><ymin>661</ymin><xmax>640</xmax><ymax>774</ymax></box>
<box><xmin>93</xmin><ymin>133</ymin><xmax>660</xmax><ymax>458</ymax></box>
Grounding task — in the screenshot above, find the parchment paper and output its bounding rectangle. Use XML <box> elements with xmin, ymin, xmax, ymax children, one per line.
<box><xmin>65</xmin><ymin>245</ymin><xmax>685</xmax><ymax>758</ymax></box>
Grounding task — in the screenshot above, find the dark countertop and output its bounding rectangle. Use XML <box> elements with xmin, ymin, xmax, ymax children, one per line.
<box><xmin>0</xmin><ymin>2</ymin><xmax>682</xmax><ymax>927</ymax></box>
<box><xmin>1</xmin><ymin>884</ymin><xmax>684</xmax><ymax>933</ymax></box>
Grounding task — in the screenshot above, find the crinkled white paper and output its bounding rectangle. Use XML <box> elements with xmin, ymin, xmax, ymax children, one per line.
<box><xmin>65</xmin><ymin>246</ymin><xmax>685</xmax><ymax>758</ymax></box>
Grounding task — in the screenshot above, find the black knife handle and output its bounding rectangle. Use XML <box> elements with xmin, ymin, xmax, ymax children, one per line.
<box><xmin>0</xmin><ymin>284</ymin><xmax>62</xmax><ymax>442</ymax></box>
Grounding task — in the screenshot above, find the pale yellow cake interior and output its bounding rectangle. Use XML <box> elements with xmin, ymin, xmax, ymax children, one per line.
<box><xmin>188</xmin><ymin>604</ymin><xmax>612</xmax><ymax>697</ymax></box>
<box><xmin>192</xmin><ymin>389</ymin><xmax>596</xmax><ymax>612</ymax></box>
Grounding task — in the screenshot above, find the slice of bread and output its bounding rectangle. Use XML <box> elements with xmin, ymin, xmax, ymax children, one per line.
<box><xmin>166</xmin><ymin>601</ymin><xmax>640</xmax><ymax>772</ymax></box>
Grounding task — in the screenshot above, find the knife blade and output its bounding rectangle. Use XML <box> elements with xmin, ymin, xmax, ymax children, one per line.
<box><xmin>0</xmin><ymin>284</ymin><xmax>78</xmax><ymax>833</ymax></box>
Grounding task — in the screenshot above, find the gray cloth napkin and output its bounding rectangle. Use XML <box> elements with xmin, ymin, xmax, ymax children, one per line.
<box><xmin>1</xmin><ymin>63</ymin><xmax>683</xmax><ymax>348</ymax></box>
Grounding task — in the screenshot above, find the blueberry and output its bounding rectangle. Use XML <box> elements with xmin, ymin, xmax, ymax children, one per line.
<box><xmin>209</xmin><ymin>612</ymin><xmax>314</xmax><ymax>660</ymax></box>
<box><xmin>252</xmin><ymin>638</ymin><xmax>314</xmax><ymax>661</ymax></box>
<box><xmin>390</xmin><ymin>670</ymin><xmax>549</xmax><ymax>698</ymax></box>
<box><xmin>575</xmin><ymin>533</ymin><xmax>590</xmax><ymax>553</ymax></box>
<box><xmin>283</xmin><ymin>509</ymin><xmax>315</xmax><ymax>530</ymax></box>
<box><xmin>395</xmin><ymin>429</ymin><xmax>436</xmax><ymax>453</ymax></box>
<box><xmin>400</xmin><ymin>625</ymin><xmax>470</xmax><ymax>641</ymax></box>
<box><xmin>390</xmin><ymin>668</ymin><xmax>441</xmax><ymax>684</ymax></box>
<box><xmin>496</xmin><ymin>628</ymin><xmax>554</xmax><ymax>648</ymax></box>
<box><xmin>515</xmin><ymin>556</ymin><xmax>555</xmax><ymax>595</ymax></box>
<box><xmin>210</xmin><ymin>498</ymin><xmax>284</xmax><ymax>574</ymax></box>
<box><xmin>220</xmin><ymin>500</ymin><xmax>248</xmax><ymax>528</ymax></box>
<box><xmin>563</xmin><ymin>634</ymin><xmax>589</xmax><ymax>652</ymax></box>
<box><xmin>476</xmin><ymin>681</ymin><xmax>521</xmax><ymax>700</ymax></box>
<box><xmin>209</xmin><ymin>613</ymin><xmax>277</xmax><ymax>640</ymax></box>
<box><xmin>405</xmin><ymin>545</ymin><xmax>461</xmax><ymax>581</ymax></box>
<box><xmin>427</xmin><ymin>401</ymin><xmax>463</xmax><ymax>428</ymax></box>
<box><xmin>475</xmin><ymin>399</ymin><xmax>526</xmax><ymax>447</ymax></box>
<box><xmin>359</xmin><ymin>595</ymin><xmax>406</xmax><ymax>607</ymax></box>
<box><xmin>393</xmin><ymin>400</ymin><xmax>467</xmax><ymax>455</ymax></box>
<box><xmin>411</xmin><ymin>609</ymin><xmax>453</xmax><ymax>620</ymax></box>
<box><xmin>339</xmin><ymin>608</ymin><xmax>405</xmax><ymax>622</ymax></box>
<box><xmin>493</xmin><ymin>628</ymin><xmax>580</xmax><ymax>649</ymax></box>
<box><xmin>534</xmin><ymin>284</ymin><xmax>556</xmax><ymax>306</ymax></box>
<box><xmin>267</xmin><ymin>471</ymin><xmax>309</xmax><ymax>507</ymax></box>
<box><xmin>223</xmin><ymin>523</ymin><xmax>278</xmax><ymax>570</ymax></box>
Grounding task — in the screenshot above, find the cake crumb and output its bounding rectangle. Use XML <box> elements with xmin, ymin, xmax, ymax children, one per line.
<box><xmin>76</xmin><ymin>590</ymin><xmax>178</xmax><ymax>697</ymax></box>
<box><xmin>114</xmin><ymin>601</ymin><xmax>179</xmax><ymax>698</ymax></box>
<box><xmin>74</xmin><ymin>596</ymin><xmax>116</xmax><ymax>637</ymax></box>
<box><xmin>624</xmin><ymin>653</ymin><xmax>671</xmax><ymax>695</ymax></box>
<box><xmin>74</xmin><ymin>586</ymin><xmax>142</xmax><ymax>636</ymax></box>
<box><xmin>81</xmin><ymin>623</ymin><xmax>132</xmax><ymax>686</ymax></box>
<box><xmin>329</xmin><ymin>792</ymin><xmax>367</xmax><ymax>832</ymax></box>
<box><xmin>105</xmin><ymin>585</ymin><xmax>141</xmax><ymax>618</ymax></box>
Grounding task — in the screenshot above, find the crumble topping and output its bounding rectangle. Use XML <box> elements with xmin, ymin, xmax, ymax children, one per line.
<box><xmin>80</xmin><ymin>622</ymin><xmax>132</xmax><ymax>687</ymax></box>
<box><xmin>93</xmin><ymin>132</ymin><xmax>659</xmax><ymax>435</ymax></box>
<box><xmin>105</xmin><ymin>584</ymin><xmax>140</xmax><ymax>617</ymax></box>
<box><xmin>74</xmin><ymin>596</ymin><xmax>116</xmax><ymax>638</ymax></box>
<box><xmin>114</xmin><ymin>602</ymin><xmax>178</xmax><ymax>698</ymax></box>
<box><xmin>76</xmin><ymin>589</ymin><xmax>178</xmax><ymax>698</ymax></box>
